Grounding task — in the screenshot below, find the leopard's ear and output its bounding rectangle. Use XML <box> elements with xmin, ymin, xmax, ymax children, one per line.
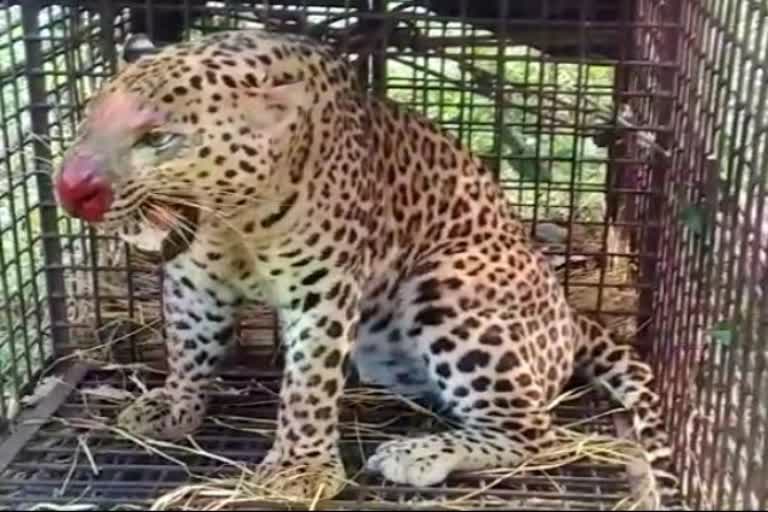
<box><xmin>119</xmin><ymin>33</ymin><xmax>159</xmax><ymax>68</ymax></box>
<box><xmin>243</xmin><ymin>80</ymin><xmax>308</xmax><ymax>130</ymax></box>
<box><xmin>262</xmin><ymin>80</ymin><xmax>308</xmax><ymax>110</ymax></box>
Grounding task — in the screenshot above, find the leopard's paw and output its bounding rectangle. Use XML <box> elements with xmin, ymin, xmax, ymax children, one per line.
<box><xmin>251</xmin><ymin>451</ymin><xmax>347</xmax><ymax>502</ymax></box>
<box><xmin>116</xmin><ymin>387</ymin><xmax>204</xmax><ymax>441</ymax></box>
<box><xmin>366</xmin><ymin>436</ymin><xmax>464</xmax><ymax>487</ymax></box>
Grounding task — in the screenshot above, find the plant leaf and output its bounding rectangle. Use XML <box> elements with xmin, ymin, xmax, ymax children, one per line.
<box><xmin>709</xmin><ymin>321</ymin><xmax>735</xmax><ymax>347</ymax></box>
<box><xmin>500</xmin><ymin>126</ymin><xmax>548</xmax><ymax>182</ymax></box>
<box><xmin>681</xmin><ymin>205</ymin><xmax>706</xmax><ymax>236</ymax></box>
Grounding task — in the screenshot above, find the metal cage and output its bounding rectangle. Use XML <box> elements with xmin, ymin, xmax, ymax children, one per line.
<box><xmin>0</xmin><ymin>0</ymin><xmax>765</xmax><ymax>509</ymax></box>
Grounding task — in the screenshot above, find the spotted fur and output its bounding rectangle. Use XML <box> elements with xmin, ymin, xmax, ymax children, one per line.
<box><xmin>54</xmin><ymin>29</ymin><xmax>681</xmax><ymax>505</ymax></box>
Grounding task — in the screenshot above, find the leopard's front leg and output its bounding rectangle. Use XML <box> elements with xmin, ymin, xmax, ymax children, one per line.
<box><xmin>117</xmin><ymin>255</ymin><xmax>240</xmax><ymax>440</ymax></box>
<box><xmin>256</xmin><ymin>274</ymin><xmax>360</xmax><ymax>501</ymax></box>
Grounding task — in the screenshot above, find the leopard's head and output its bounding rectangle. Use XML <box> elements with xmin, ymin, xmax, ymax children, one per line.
<box><xmin>53</xmin><ymin>29</ymin><xmax>348</xmax><ymax>261</ymax></box>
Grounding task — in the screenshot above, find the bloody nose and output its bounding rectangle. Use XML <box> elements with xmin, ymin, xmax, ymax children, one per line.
<box><xmin>54</xmin><ymin>154</ymin><xmax>114</xmax><ymax>223</ymax></box>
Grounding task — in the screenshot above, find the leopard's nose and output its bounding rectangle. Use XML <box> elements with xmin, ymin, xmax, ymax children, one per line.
<box><xmin>54</xmin><ymin>153</ymin><xmax>114</xmax><ymax>223</ymax></box>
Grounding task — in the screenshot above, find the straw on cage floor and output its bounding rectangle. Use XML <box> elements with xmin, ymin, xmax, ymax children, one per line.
<box><xmin>0</xmin><ymin>362</ymin><xmax>671</xmax><ymax>511</ymax></box>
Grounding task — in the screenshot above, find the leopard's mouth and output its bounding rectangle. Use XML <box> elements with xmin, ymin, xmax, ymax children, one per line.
<box><xmin>136</xmin><ymin>201</ymin><xmax>200</xmax><ymax>263</ymax></box>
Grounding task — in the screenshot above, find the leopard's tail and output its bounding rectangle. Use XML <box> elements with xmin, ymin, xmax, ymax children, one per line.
<box><xmin>572</xmin><ymin>312</ymin><xmax>687</xmax><ymax>510</ymax></box>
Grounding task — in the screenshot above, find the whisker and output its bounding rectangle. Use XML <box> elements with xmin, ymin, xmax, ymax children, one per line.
<box><xmin>147</xmin><ymin>194</ymin><xmax>251</xmax><ymax>241</ymax></box>
<box><xmin>159</xmin><ymin>197</ymin><xmax>271</xmax><ymax>243</ymax></box>
<box><xmin>148</xmin><ymin>193</ymin><xmax>222</xmax><ymax>217</ymax></box>
<box><xmin>147</xmin><ymin>204</ymin><xmax>196</xmax><ymax>248</ymax></box>
<box><xmin>26</xmin><ymin>132</ymin><xmax>71</xmax><ymax>152</ymax></box>
<box><xmin>165</xmin><ymin>208</ymin><xmax>199</xmax><ymax>246</ymax></box>
<box><xmin>134</xmin><ymin>208</ymin><xmax>163</xmax><ymax>245</ymax></box>
<box><xmin>31</xmin><ymin>156</ymin><xmax>60</xmax><ymax>171</ymax></box>
<box><xmin>150</xmin><ymin>185</ymin><xmax>283</xmax><ymax>206</ymax></box>
<box><xmin>145</xmin><ymin>185</ymin><xmax>297</xmax><ymax>244</ymax></box>
<box><xmin>150</xmin><ymin>191</ymin><xmax>287</xmax><ymax>226</ymax></box>
<box><xmin>148</xmin><ymin>192</ymin><xmax>242</xmax><ymax>220</ymax></box>
<box><xmin>155</xmin><ymin>211</ymin><xmax>195</xmax><ymax>250</ymax></box>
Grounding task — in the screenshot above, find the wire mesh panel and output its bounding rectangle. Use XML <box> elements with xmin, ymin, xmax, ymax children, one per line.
<box><xmin>651</xmin><ymin>0</ymin><xmax>768</xmax><ymax>509</ymax></box>
<box><xmin>0</xmin><ymin>2</ymin><xmax>60</xmax><ymax>428</ymax></box>
<box><xmin>7</xmin><ymin>1</ymin><xmax>663</xmax><ymax>371</ymax></box>
<box><xmin>0</xmin><ymin>0</ymin><xmax>764</xmax><ymax>510</ymax></box>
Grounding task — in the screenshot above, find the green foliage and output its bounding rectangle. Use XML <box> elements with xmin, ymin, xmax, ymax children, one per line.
<box><xmin>680</xmin><ymin>204</ymin><xmax>707</xmax><ymax>237</ymax></box>
<box><xmin>709</xmin><ymin>317</ymin><xmax>743</xmax><ymax>348</ymax></box>
<box><xmin>709</xmin><ymin>322</ymin><xmax>735</xmax><ymax>348</ymax></box>
<box><xmin>384</xmin><ymin>31</ymin><xmax>614</xmax><ymax>221</ymax></box>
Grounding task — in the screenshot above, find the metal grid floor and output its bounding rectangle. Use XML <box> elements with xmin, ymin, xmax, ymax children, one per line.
<box><xmin>0</xmin><ymin>364</ymin><xmax>650</xmax><ymax>510</ymax></box>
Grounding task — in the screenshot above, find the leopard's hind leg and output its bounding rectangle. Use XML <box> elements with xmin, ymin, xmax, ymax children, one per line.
<box><xmin>573</xmin><ymin>313</ymin><xmax>684</xmax><ymax>508</ymax></box>
<box><xmin>364</xmin><ymin>253</ymin><xmax>571</xmax><ymax>486</ymax></box>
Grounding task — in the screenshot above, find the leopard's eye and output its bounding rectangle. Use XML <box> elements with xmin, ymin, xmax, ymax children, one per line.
<box><xmin>139</xmin><ymin>131</ymin><xmax>177</xmax><ymax>149</ymax></box>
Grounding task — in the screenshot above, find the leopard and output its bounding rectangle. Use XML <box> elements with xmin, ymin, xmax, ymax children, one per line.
<box><xmin>52</xmin><ymin>29</ymin><xmax>682</xmax><ymax>506</ymax></box>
